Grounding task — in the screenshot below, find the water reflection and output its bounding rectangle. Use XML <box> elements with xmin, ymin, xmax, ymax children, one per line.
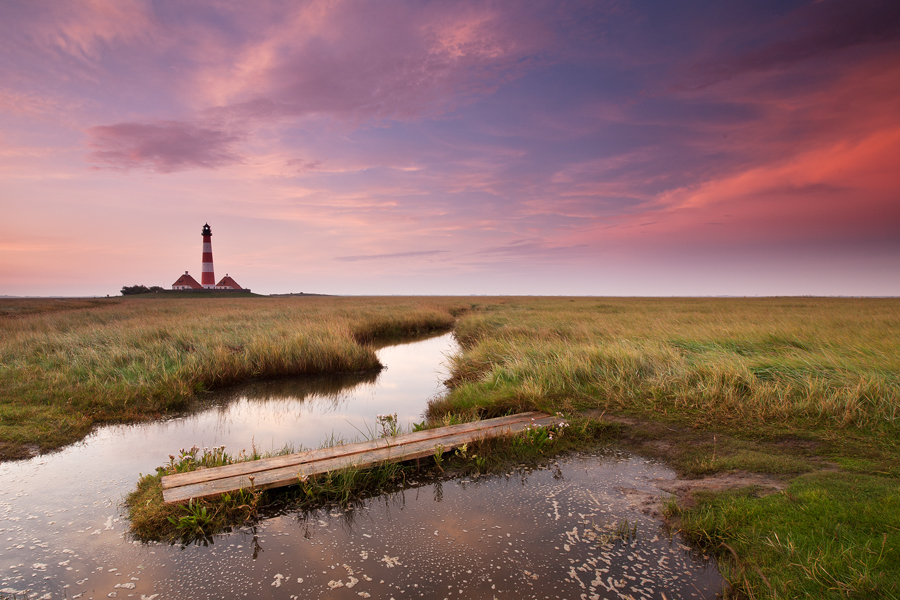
<box><xmin>182</xmin><ymin>331</ymin><xmax>458</xmax><ymax>450</ymax></box>
<box><xmin>0</xmin><ymin>332</ymin><xmax>724</xmax><ymax>599</ymax></box>
<box><xmin>266</xmin><ymin>452</ymin><xmax>723</xmax><ymax>599</ymax></box>
<box><xmin>217</xmin><ymin>371</ymin><xmax>380</xmax><ymax>407</ymax></box>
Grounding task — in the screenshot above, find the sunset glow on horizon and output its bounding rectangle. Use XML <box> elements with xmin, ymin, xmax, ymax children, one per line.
<box><xmin>2</xmin><ymin>0</ymin><xmax>899</xmax><ymax>296</ymax></box>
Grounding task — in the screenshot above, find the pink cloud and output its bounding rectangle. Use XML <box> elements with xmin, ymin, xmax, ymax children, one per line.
<box><xmin>471</xmin><ymin>238</ymin><xmax>589</xmax><ymax>260</ymax></box>
<box><xmin>0</xmin><ymin>0</ymin><xmax>154</xmax><ymax>83</ymax></box>
<box><xmin>193</xmin><ymin>1</ymin><xmax>559</xmax><ymax>125</ymax></box>
<box><xmin>87</xmin><ymin>120</ymin><xmax>243</xmax><ymax>172</ymax></box>
<box><xmin>3</xmin><ymin>0</ymin><xmax>900</xmax><ymax>296</ymax></box>
<box><xmin>576</xmin><ymin>121</ymin><xmax>900</xmax><ymax>255</ymax></box>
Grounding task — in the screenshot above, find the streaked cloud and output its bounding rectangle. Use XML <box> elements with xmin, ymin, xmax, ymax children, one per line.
<box><xmin>335</xmin><ymin>250</ymin><xmax>450</xmax><ymax>262</ymax></box>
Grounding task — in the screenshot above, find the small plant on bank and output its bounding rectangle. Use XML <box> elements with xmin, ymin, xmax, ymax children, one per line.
<box><xmin>376</xmin><ymin>413</ymin><xmax>401</xmax><ymax>438</ymax></box>
<box><xmin>432</xmin><ymin>444</ymin><xmax>445</xmax><ymax>472</ymax></box>
<box><xmin>472</xmin><ymin>454</ymin><xmax>487</xmax><ymax>471</ymax></box>
<box><xmin>168</xmin><ymin>499</ymin><xmax>214</xmax><ymax>538</ymax></box>
<box><xmin>452</xmin><ymin>442</ymin><xmax>486</xmax><ymax>471</ymax></box>
<box><xmin>296</xmin><ymin>461</ymin><xmax>408</xmax><ymax>507</ymax></box>
<box><xmin>166</xmin><ymin>445</ymin><xmax>232</xmax><ymax>474</ymax></box>
<box><xmin>512</xmin><ymin>419</ymin><xmax>570</xmax><ymax>454</ymax></box>
<box><xmin>454</xmin><ymin>442</ymin><xmax>469</xmax><ymax>459</ymax></box>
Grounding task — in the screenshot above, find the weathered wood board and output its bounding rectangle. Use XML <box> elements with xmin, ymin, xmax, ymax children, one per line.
<box><xmin>161</xmin><ymin>412</ymin><xmax>562</xmax><ymax>503</ymax></box>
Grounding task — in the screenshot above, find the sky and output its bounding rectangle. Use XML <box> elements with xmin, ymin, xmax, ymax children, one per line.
<box><xmin>1</xmin><ymin>0</ymin><xmax>899</xmax><ymax>297</ymax></box>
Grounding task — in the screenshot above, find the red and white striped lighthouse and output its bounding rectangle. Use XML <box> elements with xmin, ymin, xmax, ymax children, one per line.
<box><xmin>201</xmin><ymin>223</ymin><xmax>215</xmax><ymax>288</ymax></box>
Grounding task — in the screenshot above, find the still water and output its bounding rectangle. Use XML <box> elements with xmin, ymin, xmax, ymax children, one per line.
<box><xmin>1</xmin><ymin>333</ymin><xmax>723</xmax><ymax>599</ymax></box>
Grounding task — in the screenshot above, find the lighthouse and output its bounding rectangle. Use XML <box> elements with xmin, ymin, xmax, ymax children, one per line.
<box><xmin>171</xmin><ymin>224</ymin><xmax>250</xmax><ymax>292</ymax></box>
<box><xmin>201</xmin><ymin>223</ymin><xmax>215</xmax><ymax>289</ymax></box>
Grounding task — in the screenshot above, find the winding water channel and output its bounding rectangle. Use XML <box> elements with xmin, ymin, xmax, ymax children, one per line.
<box><xmin>1</xmin><ymin>333</ymin><xmax>723</xmax><ymax>599</ymax></box>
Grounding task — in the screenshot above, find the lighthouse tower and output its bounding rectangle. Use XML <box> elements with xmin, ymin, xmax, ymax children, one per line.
<box><xmin>201</xmin><ymin>223</ymin><xmax>215</xmax><ymax>289</ymax></box>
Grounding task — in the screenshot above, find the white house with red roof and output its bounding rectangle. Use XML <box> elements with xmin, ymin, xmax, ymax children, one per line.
<box><xmin>215</xmin><ymin>275</ymin><xmax>243</xmax><ymax>290</ymax></box>
<box><xmin>172</xmin><ymin>271</ymin><xmax>203</xmax><ymax>290</ymax></box>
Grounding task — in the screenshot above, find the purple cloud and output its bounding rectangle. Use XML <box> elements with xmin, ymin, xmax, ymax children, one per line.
<box><xmin>286</xmin><ymin>158</ymin><xmax>323</xmax><ymax>173</ymax></box>
<box><xmin>684</xmin><ymin>0</ymin><xmax>900</xmax><ymax>88</ymax></box>
<box><xmin>472</xmin><ymin>239</ymin><xmax>588</xmax><ymax>257</ymax></box>
<box><xmin>87</xmin><ymin>120</ymin><xmax>242</xmax><ymax>173</ymax></box>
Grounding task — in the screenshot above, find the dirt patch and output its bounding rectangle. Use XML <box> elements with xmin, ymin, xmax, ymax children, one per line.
<box><xmin>615</xmin><ymin>486</ymin><xmax>668</xmax><ymax>519</ymax></box>
<box><xmin>657</xmin><ymin>471</ymin><xmax>785</xmax><ymax>506</ymax></box>
<box><xmin>616</xmin><ymin>471</ymin><xmax>785</xmax><ymax>521</ymax></box>
<box><xmin>579</xmin><ymin>410</ymin><xmax>790</xmax><ymax>519</ymax></box>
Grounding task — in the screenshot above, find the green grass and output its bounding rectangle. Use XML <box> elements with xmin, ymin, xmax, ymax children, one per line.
<box><xmin>672</xmin><ymin>473</ymin><xmax>900</xmax><ymax>599</ymax></box>
<box><xmin>437</xmin><ymin>297</ymin><xmax>900</xmax><ymax>430</ymax></box>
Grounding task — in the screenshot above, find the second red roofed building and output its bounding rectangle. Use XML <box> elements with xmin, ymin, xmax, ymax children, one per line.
<box><xmin>215</xmin><ymin>275</ymin><xmax>243</xmax><ymax>290</ymax></box>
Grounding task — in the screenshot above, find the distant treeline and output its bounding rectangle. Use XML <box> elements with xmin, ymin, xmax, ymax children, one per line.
<box><xmin>121</xmin><ymin>285</ymin><xmax>165</xmax><ymax>295</ymax></box>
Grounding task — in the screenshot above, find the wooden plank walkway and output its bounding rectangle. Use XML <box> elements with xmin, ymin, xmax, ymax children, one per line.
<box><xmin>161</xmin><ymin>412</ymin><xmax>561</xmax><ymax>503</ymax></box>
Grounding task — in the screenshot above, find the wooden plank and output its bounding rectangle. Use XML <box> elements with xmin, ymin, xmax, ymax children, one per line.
<box><xmin>163</xmin><ymin>415</ymin><xmax>558</xmax><ymax>503</ymax></box>
<box><xmin>161</xmin><ymin>412</ymin><xmax>545</xmax><ymax>490</ymax></box>
<box><xmin>161</xmin><ymin>413</ymin><xmax>560</xmax><ymax>503</ymax></box>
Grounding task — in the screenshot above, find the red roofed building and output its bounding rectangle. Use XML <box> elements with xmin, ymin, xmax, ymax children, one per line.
<box><xmin>215</xmin><ymin>274</ymin><xmax>244</xmax><ymax>290</ymax></box>
<box><xmin>172</xmin><ymin>271</ymin><xmax>203</xmax><ymax>290</ymax></box>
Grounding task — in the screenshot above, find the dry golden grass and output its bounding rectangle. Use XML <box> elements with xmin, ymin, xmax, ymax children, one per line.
<box><xmin>5</xmin><ymin>295</ymin><xmax>897</xmax><ymax>461</ymax></box>
<box><xmin>434</xmin><ymin>297</ymin><xmax>900</xmax><ymax>431</ymax></box>
<box><xmin>0</xmin><ymin>295</ymin><xmax>478</xmax><ymax>458</ymax></box>
<box><xmin>0</xmin><ymin>297</ymin><xmax>119</xmax><ymax>318</ymax></box>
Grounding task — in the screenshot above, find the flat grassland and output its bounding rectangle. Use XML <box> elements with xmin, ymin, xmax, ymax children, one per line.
<box><xmin>2</xmin><ymin>295</ymin><xmax>898</xmax><ymax>598</ymax></box>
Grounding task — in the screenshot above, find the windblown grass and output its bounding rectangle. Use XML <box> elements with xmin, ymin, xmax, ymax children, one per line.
<box><xmin>434</xmin><ymin>297</ymin><xmax>900</xmax><ymax>431</ymax></box>
<box><xmin>0</xmin><ymin>295</ymin><xmax>471</xmax><ymax>458</ymax></box>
